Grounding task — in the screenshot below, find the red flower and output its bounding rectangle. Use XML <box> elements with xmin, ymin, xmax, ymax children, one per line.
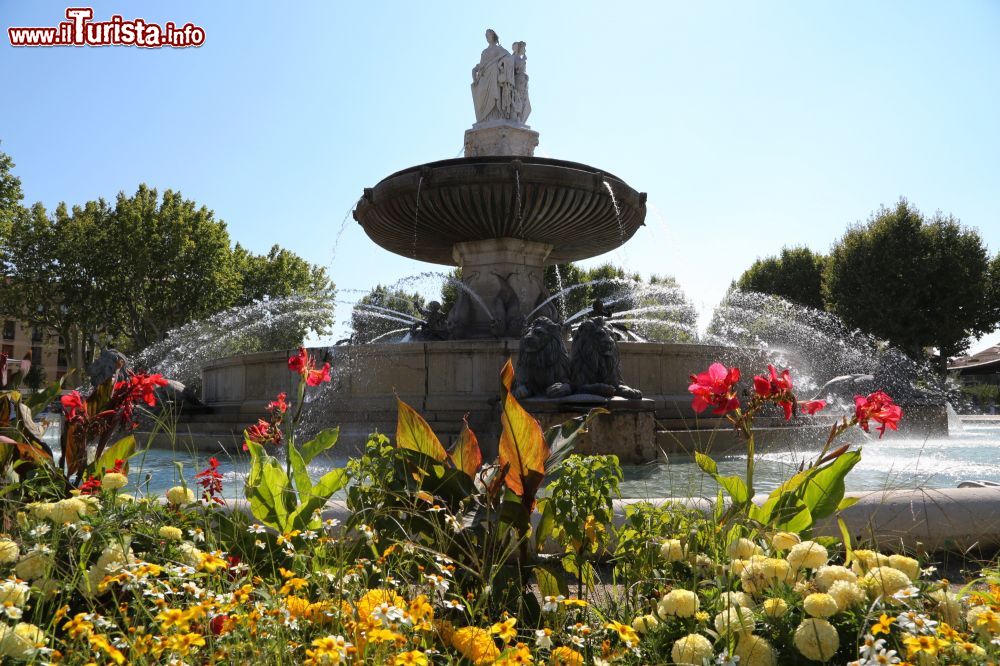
<box><xmin>752</xmin><ymin>364</ymin><xmax>798</xmax><ymax>420</ymax></box>
<box><xmin>854</xmin><ymin>391</ymin><xmax>903</xmax><ymax>438</ymax></box>
<box><xmin>210</xmin><ymin>614</ymin><xmax>230</xmax><ymax>635</ymax></box>
<box><xmin>287</xmin><ymin>347</ymin><xmax>309</xmax><ymax>374</ymax></box>
<box><xmin>195</xmin><ymin>456</ymin><xmax>225</xmax><ymax>505</ymax></box>
<box><xmin>688</xmin><ymin>362</ymin><xmax>741</xmax><ymax>415</ymax></box>
<box><xmin>79</xmin><ymin>476</ymin><xmax>102</xmax><ymax>495</ymax></box>
<box><xmin>244</xmin><ymin>419</ymin><xmax>281</xmax><ymax>450</ymax></box>
<box><xmin>288</xmin><ymin>347</ymin><xmax>332</xmax><ymax>387</ymax></box>
<box><xmin>306</xmin><ymin>362</ymin><xmax>331</xmax><ymax>387</ymax></box>
<box><xmin>61</xmin><ymin>391</ymin><xmax>86</xmax><ymax>421</ymax></box>
<box><xmin>798</xmin><ymin>399</ymin><xmax>826</xmax><ymax>415</ymax></box>
<box><xmin>267</xmin><ymin>392</ymin><xmax>288</xmax><ymax>414</ymax></box>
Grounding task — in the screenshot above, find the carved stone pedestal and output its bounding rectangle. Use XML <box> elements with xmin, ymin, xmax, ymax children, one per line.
<box><xmin>446</xmin><ymin>237</ymin><xmax>556</xmax><ymax>338</ymax></box>
<box><xmin>528</xmin><ymin>396</ymin><xmax>658</xmax><ymax>464</ymax></box>
<box><xmin>464</xmin><ymin>122</ymin><xmax>539</xmax><ymax>157</ymax></box>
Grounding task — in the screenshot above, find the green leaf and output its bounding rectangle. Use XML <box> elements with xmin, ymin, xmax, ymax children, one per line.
<box><xmin>695</xmin><ymin>452</ymin><xmax>718</xmax><ymax>475</ymax></box>
<box><xmin>544</xmin><ymin>408</ymin><xmax>607</xmax><ymax>476</ymax></box>
<box><xmin>288</xmin><ymin>444</ymin><xmax>312</xmax><ymax>498</ymax></box>
<box><xmin>802</xmin><ymin>451</ymin><xmax>861</xmax><ymax>521</ymax></box>
<box><xmin>395</xmin><ymin>398</ymin><xmax>447</xmax><ymax>462</ymax></box>
<box><xmin>775</xmin><ymin>500</ymin><xmax>813</xmax><ymax>533</ymax></box>
<box><xmin>25</xmin><ymin>377</ymin><xmax>64</xmax><ymax>417</ymax></box>
<box><xmin>534</xmin><ymin>562</ymin><xmax>570</xmax><ymax>599</ymax></box>
<box><xmin>91</xmin><ymin>435</ymin><xmax>135</xmax><ymax>477</ymax></box>
<box><xmin>244</xmin><ymin>440</ymin><xmax>292</xmax><ymax>531</ymax></box>
<box><xmin>837</xmin><ymin>496</ymin><xmax>860</xmax><ymax>511</ymax></box>
<box><xmin>696</xmin><ymin>452</ymin><xmax>748</xmax><ymax>505</ymax></box>
<box><xmin>535</xmin><ymin>498</ymin><xmax>556</xmax><ymax>552</ymax></box>
<box><xmin>299</xmin><ymin>427</ymin><xmax>340</xmax><ymax>465</ymax></box>
<box><xmin>288</xmin><ymin>467</ymin><xmax>349</xmax><ymax>531</ymax></box>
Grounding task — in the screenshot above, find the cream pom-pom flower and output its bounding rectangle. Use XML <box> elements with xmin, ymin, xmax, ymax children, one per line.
<box><xmin>671</xmin><ymin>633</ymin><xmax>714</xmax><ymax>666</ymax></box>
<box><xmin>862</xmin><ymin>566</ymin><xmax>911</xmax><ymax>598</ymax></box>
<box><xmin>631</xmin><ymin>614</ymin><xmax>658</xmax><ymax>634</ymax></box>
<box><xmin>828</xmin><ymin>580</ymin><xmax>866</xmax><ymax>611</ymax></box>
<box><xmin>762</xmin><ymin>597</ymin><xmax>788</xmax><ymax>618</ymax></box>
<box><xmin>714</xmin><ymin>606</ymin><xmax>755</xmax><ymax>636</ymax></box>
<box><xmin>0</xmin><ymin>540</ymin><xmax>19</xmax><ymax>565</ymax></box>
<box><xmin>660</xmin><ymin>538</ymin><xmax>685</xmax><ymax>562</ymax></box>
<box><xmin>728</xmin><ymin>537</ymin><xmax>760</xmax><ymax>560</ymax></box>
<box><xmin>101</xmin><ymin>472</ymin><xmax>128</xmax><ymax>491</ymax></box>
<box><xmin>803</xmin><ymin>592</ymin><xmax>839</xmax><ymax>618</ymax></box>
<box><xmin>166</xmin><ymin>486</ymin><xmax>195</xmax><ymax>506</ymax></box>
<box><xmin>793</xmin><ymin>618</ymin><xmax>839</xmax><ymax>661</ymax></box>
<box><xmin>786</xmin><ymin>540</ymin><xmax>828</xmax><ymax>571</ymax></box>
<box><xmin>658</xmin><ymin>589</ymin><xmax>700</xmax><ymax>618</ymax></box>
<box><xmin>887</xmin><ymin>554</ymin><xmax>920</xmax><ymax>581</ymax></box>
<box><xmin>735</xmin><ymin>634</ymin><xmax>778</xmax><ymax>666</ymax></box>
<box><xmin>771</xmin><ymin>531</ymin><xmax>800</xmax><ymax>551</ymax></box>
<box><xmin>813</xmin><ymin>565</ymin><xmax>857</xmax><ymax>591</ymax></box>
<box><xmin>158</xmin><ymin>526</ymin><xmax>183</xmax><ymax>541</ymax></box>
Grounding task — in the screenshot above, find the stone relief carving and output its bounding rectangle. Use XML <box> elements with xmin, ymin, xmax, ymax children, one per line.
<box><xmin>471</xmin><ymin>29</ymin><xmax>530</xmax><ymax>126</ymax></box>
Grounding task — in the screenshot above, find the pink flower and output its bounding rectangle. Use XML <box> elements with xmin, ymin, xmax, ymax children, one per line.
<box><xmin>288</xmin><ymin>347</ymin><xmax>332</xmax><ymax>387</ymax></box>
<box><xmin>688</xmin><ymin>362</ymin><xmax>741</xmax><ymax>415</ymax></box>
<box><xmin>267</xmin><ymin>392</ymin><xmax>288</xmax><ymax>414</ymax></box>
<box><xmin>61</xmin><ymin>391</ymin><xmax>86</xmax><ymax>421</ymax></box>
<box><xmin>287</xmin><ymin>347</ymin><xmax>309</xmax><ymax>374</ymax></box>
<box><xmin>306</xmin><ymin>362</ymin><xmax>331</xmax><ymax>387</ymax></box>
<box><xmin>753</xmin><ymin>364</ymin><xmax>798</xmax><ymax>420</ymax></box>
<box><xmin>854</xmin><ymin>391</ymin><xmax>903</xmax><ymax>438</ymax></box>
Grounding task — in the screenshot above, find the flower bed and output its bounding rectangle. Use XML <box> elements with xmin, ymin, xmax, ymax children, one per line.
<box><xmin>0</xmin><ymin>350</ymin><xmax>996</xmax><ymax>664</ymax></box>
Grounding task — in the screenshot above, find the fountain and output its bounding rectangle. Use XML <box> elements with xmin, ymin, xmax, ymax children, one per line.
<box><xmin>193</xmin><ymin>31</ymin><xmax>944</xmax><ymax>462</ymax></box>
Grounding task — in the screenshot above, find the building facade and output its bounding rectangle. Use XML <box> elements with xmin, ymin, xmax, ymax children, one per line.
<box><xmin>1</xmin><ymin>318</ymin><xmax>67</xmax><ymax>384</ymax></box>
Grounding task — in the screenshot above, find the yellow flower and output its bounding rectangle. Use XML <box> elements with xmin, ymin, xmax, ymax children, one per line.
<box><xmin>304</xmin><ymin>635</ymin><xmax>352</xmax><ymax>665</ymax></box>
<box><xmin>0</xmin><ymin>622</ymin><xmax>47</xmax><ymax>660</ymax></box>
<box><xmin>968</xmin><ymin>605</ymin><xmax>1000</xmax><ymax>634</ymax></box>
<box><xmin>955</xmin><ymin>641</ymin><xmax>986</xmax><ymax>658</ymax></box>
<box><xmin>165</xmin><ymin>485</ymin><xmax>194</xmax><ymax>505</ymax></box>
<box><xmin>394</xmin><ymin>650</ymin><xmax>430</xmax><ymax>666</ymax></box>
<box><xmin>102</xmin><ymin>472</ymin><xmax>128</xmax><ymax>490</ymax></box>
<box><xmin>156</xmin><ymin>608</ymin><xmax>191</xmax><ymax>631</ymax></box>
<box><xmin>605</xmin><ymin>620</ymin><xmax>639</xmax><ymax>647</ymax></box>
<box><xmin>828</xmin><ymin>580</ymin><xmax>866</xmax><ymax>611</ymax></box>
<box><xmin>904</xmin><ymin>634</ymin><xmax>947</xmax><ymax>658</ymax></box>
<box><xmin>793</xmin><ymin>618</ymin><xmax>838</xmax><ymax>662</ymax></box>
<box><xmin>658</xmin><ymin>588</ymin><xmax>699</xmax><ymax>618</ymax></box>
<box><xmin>453</xmin><ymin>626</ymin><xmax>500</xmax><ymax>665</ymax></box>
<box><xmin>671</xmin><ymin>633</ymin><xmax>714</xmax><ymax>666</ymax></box>
<box><xmin>88</xmin><ymin>633</ymin><xmax>126</xmax><ymax>665</ymax></box>
<box><xmin>762</xmin><ymin>598</ymin><xmax>788</xmax><ymax>619</ymax></box>
<box><xmin>937</xmin><ymin>622</ymin><xmax>962</xmax><ymax>641</ymax></box>
<box><xmin>850</xmin><ymin>549</ymin><xmax>890</xmax><ymax>574</ymax></box>
<box><xmin>631</xmin><ymin>613</ymin><xmax>659</xmax><ymax>634</ymax></box>
<box><xmin>862</xmin><ymin>566</ymin><xmax>911</xmax><ymax>597</ymax></box>
<box><xmin>496</xmin><ymin>643</ymin><xmax>533</xmax><ymax>664</ymax></box>
<box><xmin>63</xmin><ymin>613</ymin><xmax>95</xmax><ymax>639</ymax></box>
<box><xmin>549</xmin><ymin>646</ymin><xmax>584</xmax><ymax>666</ymax></box>
<box><xmin>158</xmin><ymin>526</ymin><xmax>183</xmax><ymax>541</ymax></box>
<box><xmin>728</xmin><ymin>537</ymin><xmax>760</xmax><ymax>560</ymax></box>
<box><xmin>163</xmin><ymin>632</ymin><xmax>206</xmax><ymax>656</ymax></box>
<box><xmin>660</xmin><ymin>538</ymin><xmax>685</xmax><ymax>562</ymax></box>
<box><xmin>734</xmin><ymin>634</ymin><xmax>778</xmax><ymax>666</ymax></box>
<box><xmin>813</xmin><ymin>565</ymin><xmax>857</xmax><ymax>591</ymax></box>
<box><xmin>803</xmin><ymin>592</ymin><xmax>839</xmax><ymax>618</ymax></box>
<box><xmin>490</xmin><ymin>616</ymin><xmax>518</xmax><ymax>644</ymax></box>
<box><xmin>888</xmin><ymin>554</ymin><xmax>920</xmax><ymax>581</ymax></box>
<box><xmin>198</xmin><ymin>550</ymin><xmax>229</xmax><ymax>573</ymax></box>
<box><xmin>0</xmin><ymin>540</ymin><xmax>19</xmax><ymax>564</ymax></box>
<box><xmin>871</xmin><ymin>613</ymin><xmax>896</xmax><ymax>636</ymax></box>
<box><xmin>15</xmin><ymin>548</ymin><xmax>53</xmax><ymax>580</ymax></box>
<box><xmin>356</xmin><ymin>589</ymin><xmax>407</xmax><ymax>623</ymax></box>
<box><xmin>561</xmin><ymin>597</ymin><xmax>587</xmax><ymax>607</ymax></box>
<box><xmin>714</xmin><ymin>606</ymin><xmax>755</xmax><ymax>636</ymax></box>
<box><xmin>786</xmin><ymin>541</ymin><xmax>828</xmax><ymax>571</ymax></box>
<box><xmin>930</xmin><ymin>589</ymin><xmax>963</xmax><ymax>625</ymax></box>
<box><xmin>280</xmin><ymin>576</ymin><xmax>310</xmax><ymax>595</ymax></box>
<box><xmin>368</xmin><ymin>627</ymin><xmax>405</xmax><ymax>644</ymax></box>
<box><xmin>771</xmin><ymin>531</ymin><xmax>800</xmax><ymax>551</ymax></box>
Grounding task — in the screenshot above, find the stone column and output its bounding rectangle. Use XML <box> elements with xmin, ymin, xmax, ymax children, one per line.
<box><xmin>446</xmin><ymin>237</ymin><xmax>555</xmax><ymax>338</ymax></box>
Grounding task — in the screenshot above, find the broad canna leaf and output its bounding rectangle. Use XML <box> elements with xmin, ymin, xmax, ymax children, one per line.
<box><xmin>91</xmin><ymin>435</ymin><xmax>135</xmax><ymax>477</ymax></box>
<box><xmin>802</xmin><ymin>450</ymin><xmax>862</xmax><ymax>521</ymax></box>
<box><xmin>299</xmin><ymin>427</ymin><xmax>340</xmax><ymax>465</ymax></box>
<box><xmin>500</xmin><ymin>357</ymin><xmax>515</xmax><ymax>393</ymax></box>
<box><xmin>244</xmin><ymin>440</ymin><xmax>292</xmax><ymax>531</ymax></box>
<box><xmin>0</xmin><ymin>434</ymin><xmax>54</xmax><ymax>466</ymax></box>
<box><xmin>25</xmin><ymin>378</ymin><xmax>65</xmax><ymax>417</ymax></box>
<box><xmin>498</xmin><ymin>387</ymin><xmax>549</xmax><ymax>505</ymax></box>
<box><xmin>60</xmin><ymin>420</ymin><xmax>87</xmax><ymax>479</ymax></box>
<box><xmin>288</xmin><ymin>467</ymin><xmax>349</xmax><ymax>531</ymax></box>
<box><xmin>449</xmin><ymin>418</ymin><xmax>482</xmax><ymax>479</ymax></box>
<box><xmin>395</xmin><ymin>397</ymin><xmax>447</xmax><ymax>462</ymax></box>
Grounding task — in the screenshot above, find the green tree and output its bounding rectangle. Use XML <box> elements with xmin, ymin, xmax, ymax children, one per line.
<box><xmin>233</xmin><ymin>243</ymin><xmax>332</xmax><ymax>306</ymax></box>
<box><xmin>824</xmin><ymin>199</ymin><xmax>997</xmax><ymax>372</ymax></box>
<box><xmin>735</xmin><ymin>246</ymin><xmax>826</xmax><ymax>310</ymax></box>
<box><xmin>0</xmin><ymin>146</ymin><xmax>24</xmax><ymax>247</ymax></box>
<box><xmin>351</xmin><ymin>285</ymin><xmax>426</xmax><ymax>343</ymax></box>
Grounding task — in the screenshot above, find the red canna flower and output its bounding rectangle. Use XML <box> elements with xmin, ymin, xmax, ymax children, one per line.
<box><xmin>798</xmin><ymin>399</ymin><xmax>827</xmax><ymax>415</ymax></box>
<box><xmin>210</xmin><ymin>614</ymin><xmax>230</xmax><ymax>635</ymax></box>
<box><xmin>287</xmin><ymin>347</ymin><xmax>309</xmax><ymax>374</ymax></box>
<box><xmin>195</xmin><ymin>456</ymin><xmax>225</xmax><ymax>505</ymax></box>
<box><xmin>752</xmin><ymin>364</ymin><xmax>799</xmax><ymax>420</ymax></box>
<box><xmin>61</xmin><ymin>391</ymin><xmax>86</xmax><ymax>422</ymax></box>
<box><xmin>267</xmin><ymin>392</ymin><xmax>288</xmax><ymax>414</ymax></box>
<box><xmin>244</xmin><ymin>419</ymin><xmax>281</xmax><ymax>450</ymax></box>
<box><xmin>854</xmin><ymin>391</ymin><xmax>903</xmax><ymax>438</ymax></box>
<box><xmin>288</xmin><ymin>347</ymin><xmax>332</xmax><ymax>387</ymax></box>
<box><xmin>79</xmin><ymin>476</ymin><xmax>102</xmax><ymax>495</ymax></box>
<box><xmin>688</xmin><ymin>362</ymin><xmax>741</xmax><ymax>415</ymax></box>
<box><xmin>306</xmin><ymin>362</ymin><xmax>331</xmax><ymax>387</ymax></box>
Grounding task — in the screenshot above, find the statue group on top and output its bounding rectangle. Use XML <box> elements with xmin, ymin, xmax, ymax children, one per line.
<box><xmin>471</xmin><ymin>29</ymin><xmax>531</xmax><ymax>126</ymax></box>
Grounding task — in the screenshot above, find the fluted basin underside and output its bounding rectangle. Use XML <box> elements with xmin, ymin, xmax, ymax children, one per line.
<box><xmin>354</xmin><ymin>156</ymin><xmax>647</xmax><ymax>265</ymax></box>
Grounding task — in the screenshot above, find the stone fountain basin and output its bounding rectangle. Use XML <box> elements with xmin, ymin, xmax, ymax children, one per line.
<box><xmin>353</xmin><ymin>156</ymin><xmax>646</xmax><ymax>265</ymax></box>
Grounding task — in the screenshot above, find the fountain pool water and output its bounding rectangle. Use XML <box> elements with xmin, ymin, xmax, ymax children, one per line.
<box><xmin>54</xmin><ymin>419</ymin><xmax>1000</xmax><ymax>499</ymax></box>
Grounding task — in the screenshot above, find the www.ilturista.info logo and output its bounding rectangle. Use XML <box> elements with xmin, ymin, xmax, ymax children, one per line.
<box><xmin>8</xmin><ymin>7</ymin><xmax>205</xmax><ymax>48</ymax></box>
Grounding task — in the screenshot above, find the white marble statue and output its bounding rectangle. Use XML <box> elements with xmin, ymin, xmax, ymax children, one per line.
<box><xmin>512</xmin><ymin>41</ymin><xmax>531</xmax><ymax>124</ymax></box>
<box><xmin>471</xmin><ymin>29</ymin><xmax>515</xmax><ymax>124</ymax></box>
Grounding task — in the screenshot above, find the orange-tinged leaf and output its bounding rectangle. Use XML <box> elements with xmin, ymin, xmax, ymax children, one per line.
<box><xmin>450</xmin><ymin>418</ymin><xmax>482</xmax><ymax>479</ymax></box>
<box><xmin>395</xmin><ymin>397</ymin><xmax>447</xmax><ymax>462</ymax></box>
<box><xmin>500</xmin><ymin>358</ymin><xmax>515</xmax><ymax>393</ymax></box>
<box><xmin>498</xmin><ymin>389</ymin><xmax>549</xmax><ymax>500</ymax></box>
<box><xmin>61</xmin><ymin>420</ymin><xmax>87</xmax><ymax>478</ymax></box>
<box><xmin>0</xmin><ymin>435</ymin><xmax>53</xmax><ymax>465</ymax></box>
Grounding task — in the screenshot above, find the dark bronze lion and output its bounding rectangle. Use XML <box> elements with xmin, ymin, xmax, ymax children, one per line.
<box><xmin>569</xmin><ymin>318</ymin><xmax>642</xmax><ymax>399</ymax></box>
<box><xmin>513</xmin><ymin>317</ymin><xmax>572</xmax><ymax>399</ymax></box>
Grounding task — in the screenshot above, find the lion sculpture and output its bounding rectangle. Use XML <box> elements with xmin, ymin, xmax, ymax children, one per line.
<box><xmin>513</xmin><ymin>317</ymin><xmax>572</xmax><ymax>399</ymax></box>
<box><xmin>569</xmin><ymin>318</ymin><xmax>642</xmax><ymax>399</ymax></box>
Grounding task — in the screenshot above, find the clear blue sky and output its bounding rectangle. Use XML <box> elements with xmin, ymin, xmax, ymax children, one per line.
<box><xmin>2</xmin><ymin>1</ymin><xmax>999</xmax><ymax>350</ymax></box>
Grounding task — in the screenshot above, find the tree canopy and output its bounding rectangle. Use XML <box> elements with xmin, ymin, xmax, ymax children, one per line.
<box><xmin>735</xmin><ymin>246</ymin><xmax>826</xmax><ymax>310</ymax></box>
<box><xmin>824</xmin><ymin>199</ymin><xmax>997</xmax><ymax>371</ymax></box>
<box><xmin>350</xmin><ymin>285</ymin><xmax>425</xmax><ymax>344</ymax></box>
<box><xmin>0</xmin><ymin>149</ymin><xmax>332</xmax><ymax>381</ymax></box>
